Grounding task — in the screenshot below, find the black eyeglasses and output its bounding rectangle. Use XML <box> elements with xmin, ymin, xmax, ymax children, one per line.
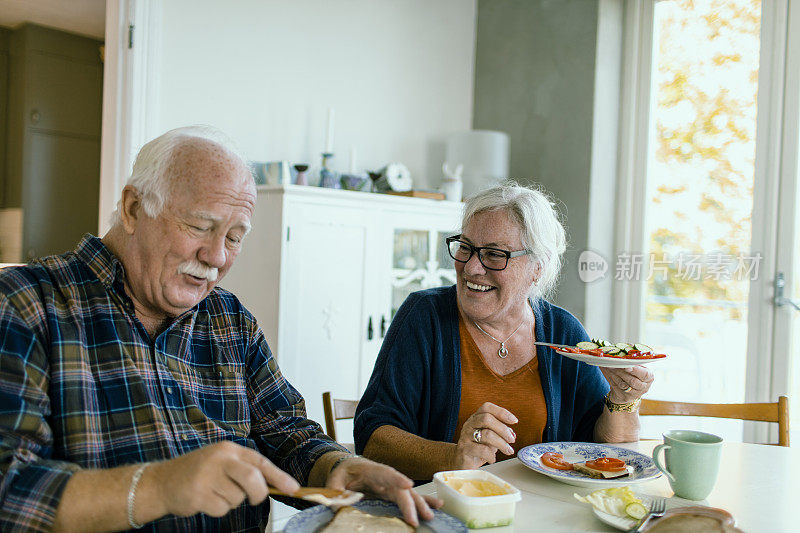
<box><xmin>445</xmin><ymin>235</ymin><xmax>533</xmax><ymax>271</ymax></box>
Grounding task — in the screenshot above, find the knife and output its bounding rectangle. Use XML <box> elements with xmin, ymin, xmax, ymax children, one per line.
<box><xmin>533</xmin><ymin>341</ymin><xmax>574</xmax><ymax>350</ymax></box>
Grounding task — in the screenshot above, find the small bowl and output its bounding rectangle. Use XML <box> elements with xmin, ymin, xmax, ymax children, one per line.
<box><xmin>433</xmin><ymin>470</ymin><xmax>521</xmax><ymax>529</ymax></box>
<box><xmin>339</xmin><ymin>173</ymin><xmax>368</xmax><ymax>191</ymax></box>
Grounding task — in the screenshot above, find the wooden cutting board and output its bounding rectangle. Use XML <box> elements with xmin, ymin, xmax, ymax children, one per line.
<box><xmin>385</xmin><ymin>190</ymin><xmax>445</xmax><ymax>200</ymax></box>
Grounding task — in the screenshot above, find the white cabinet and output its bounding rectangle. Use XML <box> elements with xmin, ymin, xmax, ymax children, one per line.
<box><xmin>223</xmin><ymin>185</ymin><xmax>462</xmax><ymax>428</ymax></box>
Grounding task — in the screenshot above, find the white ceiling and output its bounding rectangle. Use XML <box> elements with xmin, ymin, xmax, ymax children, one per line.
<box><xmin>0</xmin><ymin>0</ymin><xmax>105</xmax><ymax>39</ymax></box>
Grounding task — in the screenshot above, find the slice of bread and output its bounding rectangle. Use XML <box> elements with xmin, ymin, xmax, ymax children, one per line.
<box><xmin>572</xmin><ymin>462</ymin><xmax>632</xmax><ymax>479</ymax></box>
<box><xmin>320</xmin><ymin>506</ymin><xmax>414</xmax><ymax>532</ymax></box>
<box><xmin>645</xmin><ymin>514</ymin><xmax>743</xmax><ymax>533</ymax></box>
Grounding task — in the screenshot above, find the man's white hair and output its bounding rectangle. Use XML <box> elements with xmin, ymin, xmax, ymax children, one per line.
<box><xmin>109</xmin><ymin>125</ymin><xmax>251</xmax><ymax>227</ymax></box>
<box><xmin>461</xmin><ymin>180</ymin><xmax>567</xmax><ymax>302</ymax></box>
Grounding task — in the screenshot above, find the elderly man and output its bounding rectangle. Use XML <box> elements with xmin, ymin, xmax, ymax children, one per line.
<box><xmin>0</xmin><ymin>126</ymin><xmax>438</xmax><ymax>532</ymax></box>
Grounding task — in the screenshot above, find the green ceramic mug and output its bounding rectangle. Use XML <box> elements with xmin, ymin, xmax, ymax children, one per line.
<box><xmin>652</xmin><ymin>429</ymin><xmax>723</xmax><ymax>500</ymax></box>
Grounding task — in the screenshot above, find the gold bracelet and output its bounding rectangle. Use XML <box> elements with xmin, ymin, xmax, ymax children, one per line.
<box><xmin>604</xmin><ymin>393</ymin><xmax>640</xmax><ymax>413</ymax></box>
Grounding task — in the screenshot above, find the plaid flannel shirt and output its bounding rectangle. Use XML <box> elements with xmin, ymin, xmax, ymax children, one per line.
<box><xmin>0</xmin><ymin>234</ymin><xmax>346</xmax><ymax>532</ymax></box>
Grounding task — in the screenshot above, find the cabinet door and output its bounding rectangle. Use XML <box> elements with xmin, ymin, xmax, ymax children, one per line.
<box><xmin>279</xmin><ymin>202</ymin><xmax>371</xmax><ymax>428</ymax></box>
<box><xmin>389</xmin><ymin>226</ymin><xmax>457</xmax><ymax>318</ymax></box>
<box><xmin>357</xmin><ymin>206</ymin><xmax>461</xmax><ymax>393</ymax></box>
<box><xmin>385</xmin><ymin>208</ymin><xmax>460</xmax><ymax>317</ymax></box>
<box><xmin>24</xmin><ymin>133</ymin><xmax>100</xmax><ymax>257</ymax></box>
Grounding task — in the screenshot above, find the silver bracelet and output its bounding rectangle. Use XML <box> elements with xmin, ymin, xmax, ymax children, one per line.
<box><xmin>127</xmin><ymin>462</ymin><xmax>150</xmax><ymax>529</ymax></box>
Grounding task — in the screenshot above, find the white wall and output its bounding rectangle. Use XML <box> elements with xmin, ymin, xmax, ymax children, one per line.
<box><xmin>156</xmin><ymin>0</ymin><xmax>477</xmax><ymax>190</ymax></box>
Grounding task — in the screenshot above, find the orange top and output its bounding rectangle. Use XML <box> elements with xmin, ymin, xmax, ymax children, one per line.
<box><xmin>453</xmin><ymin>314</ymin><xmax>548</xmax><ymax>459</ymax></box>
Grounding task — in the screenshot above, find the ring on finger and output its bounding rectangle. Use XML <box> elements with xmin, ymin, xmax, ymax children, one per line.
<box><xmin>622</xmin><ymin>384</ymin><xmax>632</xmax><ymax>392</ymax></box>
<box><xmin>473</xmin><ymin>428</ymin><xmax>482</xmax><ymax>444</ymax></box>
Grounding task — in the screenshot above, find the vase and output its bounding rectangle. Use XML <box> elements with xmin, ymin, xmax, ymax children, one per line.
<box><xmin>319</xmin><ymin>153</ymin><xmax>340</xmax><ymax>189</ymax></box>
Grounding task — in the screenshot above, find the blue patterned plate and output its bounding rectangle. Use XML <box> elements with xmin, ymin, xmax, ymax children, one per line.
<box><xmin>517</xmin><ymin>442</ymin><xmax>662</xmax><ymax>488</ymax></box>
<box><xmin>283</xmin><ymin>499</ymin><xmax>468</xmax><ymax>532</ymax></box>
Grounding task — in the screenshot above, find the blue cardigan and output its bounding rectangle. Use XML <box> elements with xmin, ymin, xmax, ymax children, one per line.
<box><xmin>354</xmin><ymin>286</ymin><xmax>609</xmax><ymax>455</ymax></box>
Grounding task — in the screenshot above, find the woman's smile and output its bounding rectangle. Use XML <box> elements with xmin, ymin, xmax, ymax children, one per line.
<box><xmin>465</xmin><ymin>280</ymin><xmax>495</xmax><ymax>292</ymax></box>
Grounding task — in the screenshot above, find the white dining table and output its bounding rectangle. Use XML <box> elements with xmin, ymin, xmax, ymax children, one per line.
<box><xmin>415</xmin><ymin>440</ymin><xmax>800</xmax><ymax>533</ymax></box>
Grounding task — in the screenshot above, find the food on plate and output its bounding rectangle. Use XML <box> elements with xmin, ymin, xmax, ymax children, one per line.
<box><xmin>644</xmin><ymin>513</ymin><xmax>743</xmax><ymax>533</ymax></box>
<box><xmin>320</xmin><ymin>506</ymin><xmax>413</xmax><ymax>533</ymax></box>
<box><xmin>584</xmin><ymin>457</ymin><xmax>627</xmax><ymax>472</ymax></box>
<box><xmin>540</xmin><ymin>453</ymin><xmax>632</xmax><ymax>479</ymax></box>
<box><xmin>573</xmin><ymin>487</ymin><xmax>648</xmax><ymax>520</ymax></box>
<box><xmin>540</xmin><ymin>452</ymin><xmax>574</xmax><ymax>470</ymax></box>
<box><xmin>557</xmin><ymin>338</ymin><xmax>666</xmax><ymax>360</ymax></box>
<box><xmin>573</xmin><ymin>456</ymin><xmax>633</xmax><ymax>479</ymax></box>
<box><xmin>298</xmin><ymin>489</ymin><xmax>363</xmax><ymax>508</ymax></box>
<box><xmin>445</xmin><ymin>477</ymin><xmax>511</xmax><ymax>497</ymax></box>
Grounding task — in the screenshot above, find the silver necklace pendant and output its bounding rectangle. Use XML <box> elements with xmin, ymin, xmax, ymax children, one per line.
<box><xmin>498</xmin><ymin>343</ymin><xmax>509</xmax><ymax>358</ymax></box>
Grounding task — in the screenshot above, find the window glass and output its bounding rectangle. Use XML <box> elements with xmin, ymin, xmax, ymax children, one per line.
<box><xmin>641</xmin><ymin>0</ymin><xmax>762</xmax><ymax>441</ymax></box>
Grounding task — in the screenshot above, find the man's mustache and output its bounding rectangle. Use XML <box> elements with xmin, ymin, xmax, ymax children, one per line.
<box><xmin>178</xmin><ymin>261</ymin><xmax>218</xmax><ymax>282</ymax></box>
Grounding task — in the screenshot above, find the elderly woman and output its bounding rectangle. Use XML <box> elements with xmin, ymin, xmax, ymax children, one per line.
<box><xmin>354</xmin><ymin>182</ymin><xmax>653</xmax><ymax>481</ymax></box>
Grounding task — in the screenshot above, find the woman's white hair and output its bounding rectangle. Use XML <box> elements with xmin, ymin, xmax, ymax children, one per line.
<box><xmin>461</xmin><ymin>180</ymin><xmax>567</xmax><ymax>301</ymax></box>
<box><xmin>109</xmin><ymin>125</ymin><xmax>251</xmax><ymax>227</ymax></box>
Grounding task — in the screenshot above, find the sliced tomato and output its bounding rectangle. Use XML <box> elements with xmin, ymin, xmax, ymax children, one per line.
<box><xmin>626</xmin><ymin>352</ymin><xmax>667</xmax><ymax>359</ymax></box>
<box><xmin>585</xmin><ymin>456</ymin><xmax>627</xmax><ymax>471</ymax></box>
<box><xmin>541</xmin><ymin>452</ymin><xmax>574</xmax><ymax>470</ymax></box>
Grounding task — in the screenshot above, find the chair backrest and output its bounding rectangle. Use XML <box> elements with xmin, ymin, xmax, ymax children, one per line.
<box><xmin>640</xmin><ymin>395</ymin><xmax>789</xmax><ymax>447</ymax></box>
<box><xmin>322</xmin><ymin>391</ymin><xmax>359</xmax><ymax>442</ymax></box>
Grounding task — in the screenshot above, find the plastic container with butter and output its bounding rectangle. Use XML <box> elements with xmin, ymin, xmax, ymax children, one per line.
<box><xmin>433</xmin><ymin>470</ymin><xmax>521</xmax><ymax>529</ymax></box>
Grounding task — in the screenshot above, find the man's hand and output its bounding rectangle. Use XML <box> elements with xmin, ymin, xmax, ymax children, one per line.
<box><xmin>452</xmin><ymin>402</ymin><xmax>518</xmax><ymax>470</ymax></box>
<box><xmin>151</xmin><ymin>441</ymin><xmax>299</xmax><ymax>518</ymax></box>
<box><xmin>325</xmin><ymin>456</ymin><xmax>442</xmax><ymax>528</ymax></box>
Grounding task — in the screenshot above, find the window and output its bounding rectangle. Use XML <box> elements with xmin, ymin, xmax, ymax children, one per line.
<box><xmin>617</xmin><ymin>0</ymin><xmax>800</xmax><ymax>443</ymax></box>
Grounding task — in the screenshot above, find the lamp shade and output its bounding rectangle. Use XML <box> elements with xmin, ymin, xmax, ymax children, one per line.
<box><xmin>445</xmin><ymin>130</ymin><xmax>509</xmax><ymax>198</ymax></box>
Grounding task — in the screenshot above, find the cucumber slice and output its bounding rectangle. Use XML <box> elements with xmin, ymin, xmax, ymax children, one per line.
<box><xmin>634</xmin><ymin>343</ymin><xmax>652</xmax><ymax>353</ymax></box>
<box><xmin>626</xmin><ymin>502</ymin><xmax>648</xmax><ymax>520</ymax></box>
<box><xmin>600</xmin><ymin>346</ymin><xmax>622</xmax><ymax>355</ymax></box>
<box><xmin>615</xmin><ymin>342</ymin><xmax>633</xmax><ymax>352</ymax></box>
<box><xmin>576</xmin><ymin>341</ymin><xmax>599</xmax><ymax>350</ymax></box>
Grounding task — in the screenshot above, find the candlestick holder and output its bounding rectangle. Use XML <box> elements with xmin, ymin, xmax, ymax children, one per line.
<box><xmin>368</xmin><ymin>171</ymin><xmax>382</xmax><ymax>193</ymax></box>
<box><xmin>319</xmin><ymin>153</ymin><xmax>340</xmax><ymax>189</ymax></box>
<box><xmin>294</xmin><ymin>164</ymin><xmax>309</xmax><ymax>186</ymax></box>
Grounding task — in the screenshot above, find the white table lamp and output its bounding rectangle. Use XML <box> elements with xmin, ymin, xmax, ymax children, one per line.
<box><xmin>445</xmin><ymin>130</ymin><xmax>510</xmax><ymax>198</ymax></box>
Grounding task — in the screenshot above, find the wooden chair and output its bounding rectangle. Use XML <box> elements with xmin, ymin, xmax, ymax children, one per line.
<box><xmin>640</xmin><ymin>396</ymin><xmax>789</xmax><ymax>447</ymax></box>
<box><xmin>322</xmin><ymin>391</ymin><xmax>359</xmax><ymax>442</ymax></box>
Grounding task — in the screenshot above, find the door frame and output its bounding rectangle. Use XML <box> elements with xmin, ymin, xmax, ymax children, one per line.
<box><xmin>610</xmin><ymin>0</ymin><xmax>656</xmax><ymax>343</ymax></box>
<box><xmin>767</xmin><ymin>0</ymin><xmax>800</xmax><ymax>442</ymax></box>
<box><xmin>98</xmin><ymin>0</ymin><xmax>162</xmax><ymax>235</ymax></box>
<box><xmin>745</xmin><ymin>0</ymin><xmax>794</xmax><ymax>443</ymax></box>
